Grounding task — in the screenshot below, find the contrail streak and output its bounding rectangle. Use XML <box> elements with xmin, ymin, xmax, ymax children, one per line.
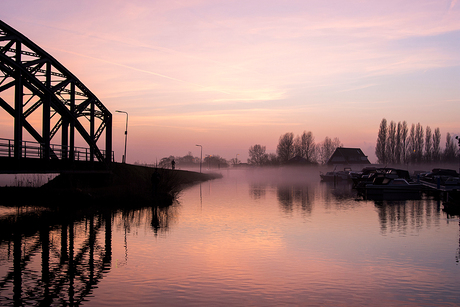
<box><xmin>49</xmin><ymin>47</ymin><xmax>231</xmax><ymax>94</ymax></box>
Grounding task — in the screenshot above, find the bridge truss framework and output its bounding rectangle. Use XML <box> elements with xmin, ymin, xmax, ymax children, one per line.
<box><xmin>0</xmin><ymin>20</ymin><xmax>112</xmax><ymax>164</ymax></box>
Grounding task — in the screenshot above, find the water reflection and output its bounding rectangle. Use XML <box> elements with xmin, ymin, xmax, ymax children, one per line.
<box><xmin>276</xmin><ymin>185</ymin><xmax>314</xmax><ymax>214</ymax></box>
<box><xmin>117</xmin><ymin>204</ymin><xmax>178</xmax><ymax>236</ymax></box>
<box><xmin>249</xmin><ymin>183</ymin><xmax>266</xmax><ymax>200</ymax></box>
<box><xmin>2</xmin><ymin>170</ymin><xmax>460</xmax><ymax>306</ymax></box>
<box><xmin>249</xmin><ymin>181</ymin><xmax>359</xmax><ymax>214</ymax></box>
<box><xmin>0</xmin><ymin>200</ymin><xmax>176</xmax><ymax>306</ymax></box>
<box><xmin>0</xmin><ymin>208</ymin><xmax>112</xmax><ymax>306</ymax></box>
<box><xmin>457</xmin><ymin>220</ymin><xmax>460</xmax><ymax>264</ymax></box>
<box><xmin>374</xmin><ymin>199</ymin><xmax>442</xmax><ymax>235</ymax></box>
<box><xmin>319</xmin><ymin>182</ymin><xmax>363</xmax><ymax>212</ymax></box>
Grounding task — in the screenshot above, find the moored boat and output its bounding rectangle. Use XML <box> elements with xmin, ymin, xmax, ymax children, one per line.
<box><xmin>419</xmin><ymin>168</ymin><xmax>460</xmax><ymax>186</ymax></box>
<box><xmin>358</xmin><ymin>177</ymin><xmax>423</xmax><ymax>200</ymax></box>
<box><xmin>320</xmin><ymin>168</ymin><xmax>352</xmax><ymax>182</ymax></box>
<box><xmin>353</xmin><ymin>167</ymin><xmax>412</xmax><ymax>189</ymax></box>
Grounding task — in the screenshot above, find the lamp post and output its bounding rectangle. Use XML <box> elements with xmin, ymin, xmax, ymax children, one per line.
<box><xmin>116</xmin><ymin>110</ymin><xmax>128</xmax><ymax>163</ymax></box>
<box><xmin>196</xmin><ymin>144</ymin><xmax>202</xmax><ymax>173</ymax></box>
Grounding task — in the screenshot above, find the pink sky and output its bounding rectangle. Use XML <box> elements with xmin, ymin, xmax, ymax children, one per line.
<box><xmin>1</xmin><ymin>0</ymin><xmax>459</xmax><ymax>163</ymax></box>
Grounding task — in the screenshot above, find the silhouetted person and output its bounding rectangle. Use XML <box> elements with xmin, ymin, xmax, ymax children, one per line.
<box><xmin>171</xmin><ymin>159</ymin><xmax>175</xmax><ymax>170</ymax></box>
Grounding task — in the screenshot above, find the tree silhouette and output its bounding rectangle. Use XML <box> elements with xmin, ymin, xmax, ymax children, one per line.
<box><xmin>248</xmin><ymin>144</ymin><xmax>269</xmax><ymax>165</ymax></box>
<box><xmin>317</xmin><ymin>136</ymin><xmax>342</xmax><ymax>164</ymax></box>
<box><xmin>294</xmin><ymin>131</ymin><xmax>316</xmax><ymax>163</ymax></box>
<box><xmin>424</xmin><ymin>126</ymin><xmax>432</xmax><ymax>162</ymax></box>
<box><xmin>277</xmin><ymin>133</ymin><xmax>295</xmax><ymax>163</ymax></box>
<box><xmin>444</xmin><ymin>132</ymin><xmax>457</xmax><ymax>162</ymax></box>
<box><xmin>375</xmin><ymin>118</ymin><xmax>387</xmax><ymax>164</ymax></box>
<box><xmin>432</xmin><ymin>128</ymin><xmax>441</xmax><ymax>162</ymax></box>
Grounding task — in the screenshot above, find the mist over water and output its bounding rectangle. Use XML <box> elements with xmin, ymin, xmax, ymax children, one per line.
<box><xmin>1</xmin><ymin>167</ymin><xmax>459</xmax><ymax>306</ymax></box>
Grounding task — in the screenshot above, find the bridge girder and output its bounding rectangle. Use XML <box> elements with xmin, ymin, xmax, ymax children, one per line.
<box><xmin>0</xmin><ymin>20</ymin><xmax>112</xmax><ymax>163</ymax></box>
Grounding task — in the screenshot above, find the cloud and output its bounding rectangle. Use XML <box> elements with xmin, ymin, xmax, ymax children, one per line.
<box><xmin>337</xmin><ymin>84</ymin><xmax>378</xmax><ymax>93</ymax></box>
<box><xmin>449</xmin><ymin>0</ymin><xmax>458</xmax><ymax>12</ymax></box>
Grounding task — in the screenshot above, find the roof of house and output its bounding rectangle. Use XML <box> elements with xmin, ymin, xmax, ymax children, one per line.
<box><xmin>286</xmin><ymin>155</ymin><xmax>317</xmax><ymax>165</ymax></box>
<box><xmin>327</xmin><ymin>147</ymin><xmax>371</xmax><ymax>165</ymax></box>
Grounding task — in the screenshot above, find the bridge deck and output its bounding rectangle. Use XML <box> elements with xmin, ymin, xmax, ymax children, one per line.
<box><xmin>0</xmin><ymin>157</ymin><xmax>110</xmax><ymax>174</ymax></box>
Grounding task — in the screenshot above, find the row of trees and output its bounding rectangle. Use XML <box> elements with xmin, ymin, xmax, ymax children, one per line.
<box><xmin>152</xmin><ymin>131</ymin><xmax>343</xmax><ymax>169</ymax></box>
<box><xmin>155</xmin><ymin>153</ymin><xmax>229</xmax><ymax>169</ymax></box>
<box><xmin>375</xmin><ymin>118</ymin><xmax>459</xmax><ymax>164</ymax></box>
<box><xmin>248</xmin><ymin>132</ymin><xmax>342</xmax><ymax>166</ymax></box>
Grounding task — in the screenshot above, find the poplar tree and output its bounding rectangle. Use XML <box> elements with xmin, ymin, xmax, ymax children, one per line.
<box><xmin>395</xmin><ymin>122</ymin><xmax>402</xmax><ymax>164</ymax></box>
<box><xmin>415</xmin><ymin>123</ymin><xmax>424</xmax><ymax>163</ymax></box>
<box><xmin>444</xmin><ymin>132</ymin><xmax>457</xmax><ymax>162</ymax></box>
<box><xmin>408</xmin><ymin>124</ymin><xmax>416</xmax><ymax>163</ymax></box>
<box><xmin>401</xmin><ymin>121</ymin><xmax>408</xmax><ymax>163</ymax></box>
<box><xmin>432</xmin><ymin>128</ymin><xmax>441</xmax><ymax>162</ymax></box>
<box><xmin>375</xmin><ymin>118</ymin><xmax>387</xmax><ymax>164</ymax></box>
<box><xmin>424</xmin><ymin>126</ymin><xmax>432</xmax><ymax>162</ymax></box>
<box><xmin>386</xmin><ymin>121</ymin><xmax>396</xmax><ymax>163</ymax></box>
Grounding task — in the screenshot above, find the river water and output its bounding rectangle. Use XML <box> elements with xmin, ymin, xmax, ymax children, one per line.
<box><xmin>1</xmin><ymin>168</ymin><xmax>459</xmax><ymax>306</ymax></box>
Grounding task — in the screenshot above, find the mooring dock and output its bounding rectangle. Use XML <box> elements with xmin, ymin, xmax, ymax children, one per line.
<box><xmin>420</xmin><ymin>180</ymin><xmax>460</xmax><ymax>204</ymax></box>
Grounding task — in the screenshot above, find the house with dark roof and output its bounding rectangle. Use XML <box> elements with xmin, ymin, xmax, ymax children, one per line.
<box><xmin>327</xmin><ymin>148</ymin><xmax>370</xmax><ymax>165</ymax></box>
<box><xmin>286</xmin><ymin>155</ymin><xmax>318</xmax><ymax>165</ymax></box>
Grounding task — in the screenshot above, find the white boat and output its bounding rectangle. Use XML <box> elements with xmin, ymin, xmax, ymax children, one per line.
<box><xmin>360</xmin><ymin>177</ymin><xmax>422</xmax><ymax>200</ymax></box>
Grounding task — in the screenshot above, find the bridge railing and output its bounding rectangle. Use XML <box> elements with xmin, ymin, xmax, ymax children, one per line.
<box><xmin>0</xmin><ymin>138</ymin><xmax>115</xmax><ymax>162</ymax></box>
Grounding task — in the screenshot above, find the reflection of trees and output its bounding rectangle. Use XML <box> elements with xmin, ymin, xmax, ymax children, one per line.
<box><xmin>249</xmin><ymin>183</ymin><xmax>266</xmax><ymax>199</ymax></box>
<box><xmin>457</xmin><ymin>220</ymin><xmax>460</xmax><ymax>264</ymax></box>
<box><xmin>114</xmin><ymin>202</ymin><xmax>179</xmax><ymax>236</ymax></box>
<box><xmin>320</xmin><ymin>182</ymin><xmax>358</xmax><ymax>208</ymax></box>
<box><xmin>248</xmin><ymin>181</ymin><xmax>315</xmax><ymax>214</ymax></box>
<box><xmin>151</xmin><ymin>204</ymin><xmax>178</xmax><ymax>234</ymax></box>
<box><xmin>276</xmin><ymin>185</ymin><xmax>314</xmax><ymax>215</ymax></box>
<box><xmin>374</xmin><ymin>199</ymin><xmax>442</xmax><ymax>235</ymax></box>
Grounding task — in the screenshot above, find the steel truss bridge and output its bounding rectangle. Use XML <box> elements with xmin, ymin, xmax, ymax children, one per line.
<box><xmin>0</xmin><ymin>20</ymin><xmax>112</xmax><ymax>172</ymax></box>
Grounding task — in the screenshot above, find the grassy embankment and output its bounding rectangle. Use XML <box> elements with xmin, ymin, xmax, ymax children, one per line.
<box><xmin>2</xmin><ymin>163</ymin><xmax>222</xmax><ymax>207</ymax></box>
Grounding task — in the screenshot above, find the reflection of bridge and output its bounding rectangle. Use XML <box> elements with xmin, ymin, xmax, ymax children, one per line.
<box><xmin>0</xmin><ymin>204</ymin><xmax>177</xmax><ymax>305</ymax></box>
<box><xmin>0</xmin><ymin>20</ymin><xmax>112</xmax><ymax>173</ymax></box>
<box><xmin>0</xmin><ymin>210</ymin><xmax>112</xmax><ymax>305</ymax></box>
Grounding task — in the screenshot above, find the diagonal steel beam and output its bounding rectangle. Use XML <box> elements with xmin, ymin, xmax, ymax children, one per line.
<box><xmin>0</xmin><ymin>79</ymin><xmax>14</xmax><ymax>92</ymax></box>
<box><xmin>0</xmin><ymin>20</ymin><xmax>112</xmax><ymax>163</ymax></box>
<box><xmin>23</xmin><ymin>98</ymin><xmax>43</xmax><ymax>118</ymax></box>
<box><xmin>0</xmin><ymin>98</ymin><xmax>58</xmax><ymax>159</ymax></box>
